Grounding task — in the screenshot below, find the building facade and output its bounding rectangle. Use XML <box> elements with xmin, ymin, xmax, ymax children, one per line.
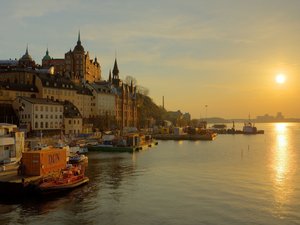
<box><xmin>0</xmin><ymin>123</ymin><xmax>24</xmax><ymax>169</ymax></box>
<box><xmin>64</xmin><ymin>32</ymin><xmax>101</xmax><ymax>84</ymax></box>
<box><xmin>13</xmin><ymin>97</ymin><xmax>64</xmax><ymax>133</ymax></box>
<box><xmin>110</xmin><ymin>59</ymin><xmax>137</xmax><ymax>128</ymax></box>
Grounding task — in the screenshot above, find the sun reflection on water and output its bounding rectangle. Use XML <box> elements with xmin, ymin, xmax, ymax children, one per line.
<box><xmin>272</xmin><ymin>123</ymin><xmax>295</xmax><ymax>215</ymax></box>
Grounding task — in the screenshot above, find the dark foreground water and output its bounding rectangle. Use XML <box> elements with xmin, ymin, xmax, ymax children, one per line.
<box><xmin>1</xmin><ymin>123</ymin><xmax>300</xmax><ymax>225</ymax></box>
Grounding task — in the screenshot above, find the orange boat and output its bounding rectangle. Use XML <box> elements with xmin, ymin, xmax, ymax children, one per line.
<box><xmin>37</xmin><ymin>165</ymin><xmax>89</xmax><ymax>194</ymax></box>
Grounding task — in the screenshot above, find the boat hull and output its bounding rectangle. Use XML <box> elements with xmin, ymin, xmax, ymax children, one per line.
<box><xmin>38</xmin><ymin>177</ymin><xmax>89</xmax><ymax>195</ymax></box>
<box><xmin>88</xmin><ymin>145</ymin><xmax>140</xmax><ymax>153</ymax></box>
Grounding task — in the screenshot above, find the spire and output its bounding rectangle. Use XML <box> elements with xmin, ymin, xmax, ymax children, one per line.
<box><xmin>77</xmin><ymin>30</ymin><xmax>81</xmax><ymax>45</ymax></box>
<box><xmin>109</xmin><ymin>69</ymin><xmax>112</xmax><ymax>83</ymax></box>
<box><xmin>43</xmin><ymin>47</ymin><xmax>51</xmax><ymax>61</ymax></box>
<box><xmin>26</xmin><ymin>44</ymin><xmax>29</xmax><ymax>55</ymax></box>
<box><xmin>112</xmin><ymin>58</ymin><xmax>119</xmax><ymax>77</ymax></box>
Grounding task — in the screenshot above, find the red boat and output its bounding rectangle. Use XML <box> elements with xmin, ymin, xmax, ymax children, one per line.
<box><xmin>37</xmin><ymin>165</ymin><xmax>89</xmax><ymax>194</ymax></box>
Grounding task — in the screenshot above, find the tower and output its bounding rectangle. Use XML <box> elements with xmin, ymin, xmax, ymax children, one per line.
<box><xmin>112</xmin><ymin>58</ymin><xmax>120</xmax><ymax>86</ymax></box>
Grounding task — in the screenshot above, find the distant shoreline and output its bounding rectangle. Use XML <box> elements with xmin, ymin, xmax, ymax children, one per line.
<box><xmin>202</xmin><ymin>118</ymin><xmax>300</xmax><ymax>124</ymax></box>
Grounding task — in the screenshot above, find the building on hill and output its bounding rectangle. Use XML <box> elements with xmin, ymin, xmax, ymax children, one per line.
<box><xmin>19</xmin><ymin>46</ymin><xmax>36</xmax><ymax>68</ymax></box>
<box><xmin>42</xmin><ymin>48</ymin><xmax>65</xmax><ymax>75</ymax></box>
<box><xmin>41</xmin><ymin>32</ymin><xmax>101</xmax><ymax>84</ymax></box>
<box><xmin>64</xmin><ymin>31</ymin><xmax>101</xmax><ymax>83</ymax></box>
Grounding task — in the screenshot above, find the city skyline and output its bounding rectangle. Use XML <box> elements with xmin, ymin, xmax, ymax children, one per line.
<box><xmin>1</xmin><ymin>0</ymin><xmax>300</xmax><ymax>118</ymax></box>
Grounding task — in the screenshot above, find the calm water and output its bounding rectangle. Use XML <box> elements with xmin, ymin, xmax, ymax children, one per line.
<box><xmin>1</xmin><ymin>123</ymin><xmax>300</xmax><ymax>225</ymax></box>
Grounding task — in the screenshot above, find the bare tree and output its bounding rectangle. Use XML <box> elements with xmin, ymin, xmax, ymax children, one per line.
<box><xmin>124</xmin><ymin>76</ymin><xmax>137</xmax><ymax>86</ymax></box>
<box><xmin>136</xmin><ymin>85</ymin><xmax>149</xmax><ymax>96</ymax></box>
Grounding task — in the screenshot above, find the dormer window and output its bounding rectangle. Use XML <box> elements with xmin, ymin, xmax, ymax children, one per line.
<box><xmin>46</xmin><ymin>81</ymin><xmax>49</xmax><ymax>86</ymax></box>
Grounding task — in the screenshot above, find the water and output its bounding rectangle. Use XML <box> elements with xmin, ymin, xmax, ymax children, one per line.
<box><xmin>1</xmin><ymin>123</ymin><xmax>300</xmax><ymax>225</ymax></box>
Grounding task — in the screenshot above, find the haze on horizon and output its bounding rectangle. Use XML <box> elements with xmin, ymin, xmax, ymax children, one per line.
<box><xmin>1</xmin><ymin>0</ymin><xmax>299</xmax><ymax>119</ymax></box>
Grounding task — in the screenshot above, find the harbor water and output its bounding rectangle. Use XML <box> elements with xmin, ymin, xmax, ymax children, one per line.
<box><xmin>1</xmin><ymin>123</ymin><xmax>300</xmax><ymax>225</ymax></box>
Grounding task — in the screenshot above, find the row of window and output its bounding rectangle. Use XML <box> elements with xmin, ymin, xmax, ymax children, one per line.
<box><xmin>68</xmin><ymin>119</ymin><xmax>80</xmax><ymax>125</ymax></box>
<box><xmin>44</xmin><ymin>89</ymin><xmax>75</xmax><ymax>96</ymax></box>
<box><xmin>35</xmin><ymin>105</ymin><xmax>62</xmax><ymax>112</ymax></box>
<box><xmin>35</xmin><ymin>121</ymin><xmax>61</xmax><ymax>129</ymax></box>
<box><xmin>34</xmin><ymin>114</ymin><xmax>62</xmax><ymax>119</ymax></box>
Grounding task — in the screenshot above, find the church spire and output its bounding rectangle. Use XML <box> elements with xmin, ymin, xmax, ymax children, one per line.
<box><xmin>26</xmin><ymin>44</ymin><xmax>29</xmax><ymax>55</ymax></box>
<box><xmin>77</xmin><ymin>30</ymin><xmax>81</xmax><ymax>45</ymax></box>
<box><xmin>112</xmin><ymin>58</ymin><xmax>119</xmax><ymax>77</ymax></box>
<box><xmin>109</xmin><ymin>69</ymin><xmax>112</xmax><ymax>83</ymax></box>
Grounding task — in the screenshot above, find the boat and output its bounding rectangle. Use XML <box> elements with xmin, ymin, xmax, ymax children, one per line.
<box><xmin>88</xmin><ymin>144</ymin><xmax>141</xmax><ymax>153</ymax></box>
<box><xmin>68</xmin><ymin>154</ymin><xmax>88</xmax><ymax>164</ymax></box>
<box><xmin>37</xmin><ymin>165</ymin><xmax>89</xmax><ymax>194</ymax></box>
<box><xmin>242</xmin><ymin>121</ymin><xmax>264</xmax><ymax>134</ymax></box>
<box><xmin>69</xmin><ymin>145</ymin><xmax>88</xmax><ymax>154</ymax></box>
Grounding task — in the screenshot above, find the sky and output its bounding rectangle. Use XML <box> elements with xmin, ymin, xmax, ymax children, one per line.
<box><xmin>1</xmin><ymin>0</ymin><xmax>300</xmax><ymax>119</ymax></box>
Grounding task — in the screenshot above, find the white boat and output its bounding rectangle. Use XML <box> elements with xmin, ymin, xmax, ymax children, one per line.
<box><xmin>243</xmin><ymin>122</ymin><xmax>257</xmax><ymax>134</ymax></box>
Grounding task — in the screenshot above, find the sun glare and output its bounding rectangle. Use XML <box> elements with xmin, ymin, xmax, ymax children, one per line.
<box><xmin>275</xmin><ymin>74</ymin><xmax>286</xmax><ymax>84</ymax></box>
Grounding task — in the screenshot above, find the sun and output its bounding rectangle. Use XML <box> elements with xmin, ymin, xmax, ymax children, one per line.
<box><xmin>275</xmin><ymin>74</ymin><xmax>286</xmax><ymax>84</ymax></box>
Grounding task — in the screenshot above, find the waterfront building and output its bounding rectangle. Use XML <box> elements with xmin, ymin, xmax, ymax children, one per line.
<box><xmin>0</xmin><ymin>123</ymin><xmax>24</xmax><ymax>170</ymax></box>
<box><xmin>86</xmin><ymin>81</ymin><xmax>115</xmax><ymax>117</ymax></box>
<box><xmin>13</xmin><ymin>96</ymin><xmax>83</xmax><ymax>135</ymax></box>
<box><xmin>13</xmin><ymin>97</ymin><xmax>64</xmax><ymax>135</ymax></box>
<box><xmin>109</xmin><ymin>59</ymin><xmax>137</xmax><ymax>128</ymax></box>
<box><xmin>63</xmin><ymin>101</ymin><xmax>83</xmax><ymax>135</ymax></box>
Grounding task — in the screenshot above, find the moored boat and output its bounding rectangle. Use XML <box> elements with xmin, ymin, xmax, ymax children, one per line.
<box><xmin>242</xmin><ymin>121</ymin><xmax>264</xmax><ymax>134</ymax></box>
<box><xmin>37</xmin><ymin>165</ymin><xmax>89</xmax><ymax>194</ymax></box>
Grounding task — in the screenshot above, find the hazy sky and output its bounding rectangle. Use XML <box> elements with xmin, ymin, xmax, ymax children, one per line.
<box><xmin>1</xmin><ymin>0</ymin><xmax>300</xmax><ymax>118</ymax></box>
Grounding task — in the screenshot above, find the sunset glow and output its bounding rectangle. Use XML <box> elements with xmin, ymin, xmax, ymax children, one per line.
<box><xmin>275</xmin><ymin>74</ymin><xmax>286</xmax><ymax>84</ymax></box>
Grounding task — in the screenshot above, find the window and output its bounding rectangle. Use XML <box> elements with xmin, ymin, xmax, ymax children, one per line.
<box><xmin>50</xmin><ymin>122</ymin><xmax>53</xmax><ymax>128</ymax></box>
<box><xmin>45</xmin><ymin>106</ymin><xmax>48</xmax><ymax>111</ymax></box>
<box><xmin>45</xmin><ymin>115</ymin><xmax>48</xmax><ymax>119</ymax></box>
<box><xmin>45</xmin><ymin>122</ymin><xmax>48</xmax><ymax>128</ymax></box>
<box><xmin>55</xmin><ymin>115</ymin><xmax>57</xmax><ymax>119</ymax></box>
<box><xmin>40</xmin><ymin>106</ymin><xmax>43</xmax><ymax>111</ymax></box>
<box><xmin>69</xmin><ymin>120</ymin><xmax>71</xmax><ymax>125</ymax></box>
<box><xmin>35</xmin><ymin>114</ymin><xmax>38</xmax><ymax>119</ymax></box>
<box><xmin>35</xmin><ymin>105</ymin><xmax>38</xmax><ymax>111</ymax></box>
<box><xmin>35</xmin><ymin>122</ymin><xmax>38</xmax><ymax>128</ymax></box>
<box><xmin>50</xmin><ymin>115</ymin><xmax>53</xmax><ymax>119</ymax></box>
<box><xmin>40</xmin><ymin>122</ymin><xmax>43</xmax><ymax>128</ymax></box>
<box><xmin>40</xmin><ymin>114</ymin><xmax>43</xmax><ymax>119</ymax></box>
